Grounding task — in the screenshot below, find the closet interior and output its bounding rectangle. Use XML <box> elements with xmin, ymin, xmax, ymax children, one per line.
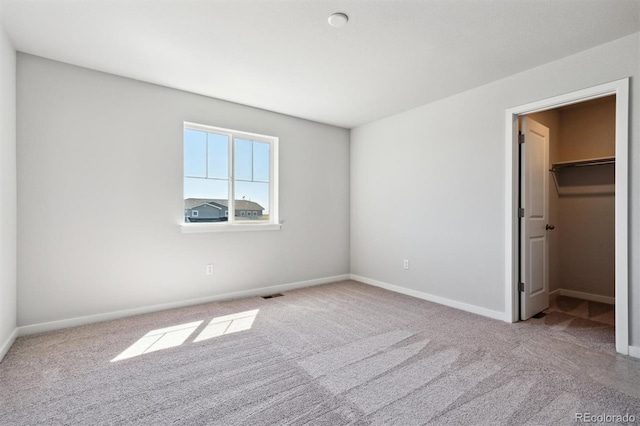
<box><xmin>528</xmin><ymin>95</ymin><xmax>616</xmax><ymax>323</ymax></box>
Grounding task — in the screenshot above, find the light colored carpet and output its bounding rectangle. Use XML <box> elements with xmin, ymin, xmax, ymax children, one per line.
<box><xmin>1</xmin><ymin>281</ymin><xmax>639</xmax><ymax>425</ymax></box>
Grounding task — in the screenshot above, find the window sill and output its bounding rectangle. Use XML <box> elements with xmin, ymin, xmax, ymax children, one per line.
<box><xmin>181</xmin><ymin>222</ymin><xmax>282</xmax><ymax>233</ymax></box>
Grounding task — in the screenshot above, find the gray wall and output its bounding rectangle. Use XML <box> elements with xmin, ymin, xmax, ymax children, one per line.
<box><xmin>350</xmin><ymin>33</ymin><xmax>639</xmax><ymax>344</ymax></box>
<box><xmin>17</xmin><ymin>54</ymin><xmax>350</xmax><ymax>327</ymax></box>
<box><xmin>188</xmin><ymin>205</ymin><xmax>224</xmax><ymax>221</ymax></box>
<box><xmin>0</xmin><ymin>7</ymin><xmax>17</xmax><ymax>356</ymax></box>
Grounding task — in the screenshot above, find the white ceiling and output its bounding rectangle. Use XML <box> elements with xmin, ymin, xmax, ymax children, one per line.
<box><xmin>2</xmin><ymin>0</ymin><xmax>639</xmax><ymax>128</ymax></box>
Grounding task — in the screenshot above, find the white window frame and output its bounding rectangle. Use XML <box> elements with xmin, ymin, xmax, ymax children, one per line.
<box><xmin>191</xmin><ymin>210</ymin><xmax>199</xmax><ymax>217</ymax></box>
<box><xmin>182</xmin><ymin>122</ymin><xmax>280</xmax><ymax>233</ymax></box>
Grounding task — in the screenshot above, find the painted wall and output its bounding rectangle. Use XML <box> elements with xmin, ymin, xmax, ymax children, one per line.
<box><xmin>0</xmin><ymin>7</ymin><xmax>17</xmax><ymax>357</ymax></box>
<box><xmin>351</xmin><ymin>33</ymin><xmax>639</xmax><ymax>343</ymax></box>
<box><xmin>17</xmin><ymin>54</ymin><xmax>350</xmax><ymax>327</ymax></box>
<box><xmin>558</xmin><ymin>98</ymin><xmax>616</xmax><ymax>161</ymax></box>
<box><xmin>557</xmin><ymin>98</ymin><xmax>616</xmax><ymax>298</ymax></box>
<box><xmin>525</xmin><ymin>110</ymin><xmax>561</xmax><ymax>294</ymax></box>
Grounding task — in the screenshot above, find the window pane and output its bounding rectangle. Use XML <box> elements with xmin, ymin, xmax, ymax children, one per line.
<box><xmin>184</xmin><ymin>129</ymin><xmax>207</xmax><ymax>177</ymax></box>
<box><xmin>234</xmin><ymin>138</ymin><xmax>253</xmax><ymax>181</ymax></box>
<box><xmin>234</xmin><ymin>181</ymin><xmax>269</xmax><ymax>222</ymax></box>
<box><xmin>184</xmin><ymin>177</ymin><xmax>229</xmax><ymax>223</ymax></box>
<box><xmin>207</xmin><ymin>133</ymin><xmax>229</xmax><ymax>179</ymax></box>
<box><xmin>253</xmin><ymin>142</ymin><xmax>270</xmax><ymax>182</ymax></box>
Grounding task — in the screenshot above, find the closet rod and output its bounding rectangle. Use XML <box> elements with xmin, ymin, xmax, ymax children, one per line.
<box><xmin>550</xmin><ymin>156</ymin><xmax>615</xmax><ymax>172</ymax></box>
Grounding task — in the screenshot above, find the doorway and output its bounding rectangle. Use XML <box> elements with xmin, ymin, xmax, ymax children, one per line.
<box><xmin>504</xmin><ymin>78</ymin><xmax>629</xmax><ymax>355</ymax></box>
<box><xmin>520</xmin><ymin>96</ymin><xmax>616</xmax><ymax>326</ymax></box>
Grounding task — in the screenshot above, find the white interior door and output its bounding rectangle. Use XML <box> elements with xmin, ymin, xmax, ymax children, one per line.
<box><xmin>520</xmin><ymin>117</ymin><xmax>550</xmax><ymax>320</ymax></box>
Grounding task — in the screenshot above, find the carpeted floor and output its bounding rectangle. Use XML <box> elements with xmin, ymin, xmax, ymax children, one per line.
<box><xmin>1</xmin><ymin>281</ymin><xmax>639</xmax><ymax>425</ymax></box>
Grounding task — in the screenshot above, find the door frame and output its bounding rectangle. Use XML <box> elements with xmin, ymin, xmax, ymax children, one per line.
<box><xmin>504</xmin><ymin>78</ymin><xmax>629</xmax><ymax>355</ymax></box>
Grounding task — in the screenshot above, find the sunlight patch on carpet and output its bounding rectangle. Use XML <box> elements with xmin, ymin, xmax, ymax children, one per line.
<box><xmin>111</xmin><ymin>320</ymin><xmax>203</xmax><ymax>362</ymax></box>
<box><xmin>194</xmin><ymin>309</ymin><xmax>259</xmax><ymax>342</ymax></box>
<box><xmin>111</xmin><ymin>309</ymin><xmax>260</xmax><ymax>362</ymax></box>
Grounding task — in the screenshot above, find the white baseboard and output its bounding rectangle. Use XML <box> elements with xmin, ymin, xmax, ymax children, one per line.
<box><xmin>350</xmin><ymin>274</ymin><xmax>505</xmax><ymax>321</ymax></box>
<box><xmin>549</xmin><ymin>289</ymin><xmax>561</xmax><ymax>300</ymax></box>
<box><xmin>0</xmin><ymin>328</ymin><xmax>18</xmax><ymax>363</ymax></box>
<box><xmin>555</xmin><ymin>288</ymin><xmax>615</xmax><ymax>305</ymax></box>
<box><xmin>18</xmin><ymin>274</ymin><xmax>350</xmax><ymax>336</ymax></box>
<box><xmin>629</xmin><ymin>346</ymin><xmax>640</xmax><ymax>359</ymax></box>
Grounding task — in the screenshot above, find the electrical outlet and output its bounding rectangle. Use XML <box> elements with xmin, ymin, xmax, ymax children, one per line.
<box><xmin>206</xmin><ymin>264</ymin><xmax>214</xmax><ymax>275</ymax></box>
<box><xmin>403</xmin><ymin>259</ymin><xmax>410</xmax><ymax>270</ymax></box>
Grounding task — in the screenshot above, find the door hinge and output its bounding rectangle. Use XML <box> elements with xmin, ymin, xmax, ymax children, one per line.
<box><xmin>518</xmin><ymin>208</ymin><xmax>524</xmax><ymax>218</ymax></box>
<box><xmin>518</xmin><ymin>132</ymin><xmax>525</xmax><ymax>144</ymax></box>
<box><xmin>518</xmin><ymin>282</ymin><xmax>525</xmax><ymax>292</ymax></box>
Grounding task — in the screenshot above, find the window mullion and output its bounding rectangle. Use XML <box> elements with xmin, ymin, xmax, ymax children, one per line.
<box><xmin>270</xmin><ymin>141</ymin><xmax>274</xmax><ymax>223</ymax></box>
<box><xmin>228</xmin><ymin>136</ymin><xmax>235</xmax><ymax>223</ymax></box>
<box><xmin>205</xmin><ymin>133</ymin><xmax>209</xmax><ymax>178</ymax></box>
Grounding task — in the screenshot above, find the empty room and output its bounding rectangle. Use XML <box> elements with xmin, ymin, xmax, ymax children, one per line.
<box><xmin>1</xmin><ymin>1</ymin><xmax>640</xmax><ymax>424</ymax></box>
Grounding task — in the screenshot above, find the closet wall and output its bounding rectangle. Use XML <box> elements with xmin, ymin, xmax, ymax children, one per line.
<box><xmin>556</xmin><ymin>97</ymin><xmax>616</xmax><ymax>299</ymax></box>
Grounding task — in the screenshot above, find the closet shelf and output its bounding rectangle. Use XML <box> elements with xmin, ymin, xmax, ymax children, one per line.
<box><xmin>550</xmin><ymin>156</ymin><xmax>615</xmax><ymax>172</ymax></box>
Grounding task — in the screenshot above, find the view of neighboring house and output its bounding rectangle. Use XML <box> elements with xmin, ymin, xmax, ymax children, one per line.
<box><xmin>184</xmin><ymin>198</ymin><xmax>264</xmax><ymax>222</ymax></box>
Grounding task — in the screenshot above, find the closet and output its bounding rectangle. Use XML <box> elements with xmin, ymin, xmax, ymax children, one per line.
<box><xmin>527</xmin><ymin>95</ymin><xmax>616</xmax><ymax>309</ymax></box>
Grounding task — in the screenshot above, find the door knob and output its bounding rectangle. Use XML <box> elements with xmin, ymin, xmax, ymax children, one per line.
<box><xmin>546</xmin><ymin>224</ymin><xmax>555</xmax><ymax>230</ymax></box>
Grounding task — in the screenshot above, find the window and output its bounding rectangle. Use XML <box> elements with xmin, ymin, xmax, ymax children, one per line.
<box><xmin>191</xmin><ymin>211</ymin><xmax>199</xmax><ymax>217</ymax></box>
<box><xmin>183</xmin><ymin>122</ymin><xmax>279</xmax><ymax>231</ymax></box>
